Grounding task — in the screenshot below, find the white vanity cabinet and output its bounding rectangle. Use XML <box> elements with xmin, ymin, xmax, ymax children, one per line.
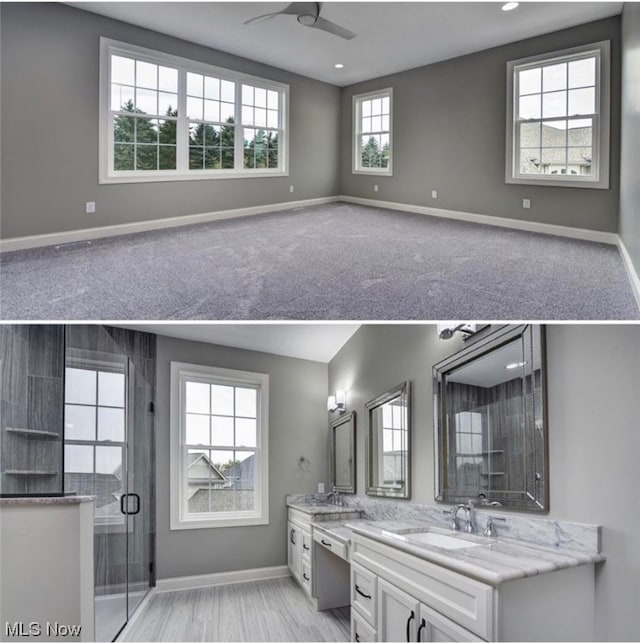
<box><xmin>350</xmin><ymin>532</ymin><xmax>597</xmax><ymax>642</ymax></box>
<box><xmin>287</xmin><ymin>509</ymin><xmax>313</xmax><ymax>598</ymax></box>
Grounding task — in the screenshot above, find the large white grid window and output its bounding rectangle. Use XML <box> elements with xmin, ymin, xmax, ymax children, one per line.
<box><xmin>170</xmin><ymin>362</ymin><xmax>269</xmax><ymax>530</ymax></box>
<box><xmin>353</xmin><ymin>88</ymin><xmax>393</xmax><ymax>175</ymax></box>
<box><xmin>506</xmin><ymin>41</ymin><xmax>610</xmax><ymax>189</ymax></box>
<box><xmin>100</xmin><ymin>38</ymin><xmax>289</xmax><ymax>183</ymax></box>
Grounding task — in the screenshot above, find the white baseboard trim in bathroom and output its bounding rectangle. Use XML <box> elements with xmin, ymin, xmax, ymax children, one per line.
<box><xmin>155</xmin><ymin>564</ymin><xmax>291</xmax><ymax>594</ymax></box>
<box><xmin>338</xmin><ymin>195</ymin><xmax>619</xmax><ymax>245</ymax></box>
<box><xmin>115</xmin><ymin>587</ymin><xmax>157</xmax><ymax>642</ymax></box>
<box><xmin>0</xmin><ymin>196</ymin><xmax>339</xmax><ymax>253</ymax></box>
<box><xmin>617</xmin><ymin>237</ymin><xmax>640</xmax><ymax>310</ymax></box>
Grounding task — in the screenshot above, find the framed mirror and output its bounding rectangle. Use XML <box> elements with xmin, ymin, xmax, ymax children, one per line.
<box><xmin>365</xmin><ymin>381</ymin><xmax>410</xmax><ymax>499</ymax></box>
<box><xmin>433</xmin><ymin>325</ymin><xmax>548</xmax><ymax>511</ymax></box>
<box><xmin>331</xmin><ymin>411</ymin><xmax>356</xmax><ymax>493</ymax></box>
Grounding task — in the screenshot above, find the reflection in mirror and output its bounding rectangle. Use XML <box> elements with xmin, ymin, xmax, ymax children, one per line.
<box><xmin>366</xmin><ymin>382</ymin><xmax>410</xmax><ymax>499</ymax></box>
<box><xmin>434</xmin><ymin>325</ymin><xmax>548</xmax><ymax>511</ymax></box>
<box><xmin>331</xmin><ymin>411</ymin><xmax>356</xmax><ymax>493</ymax></box>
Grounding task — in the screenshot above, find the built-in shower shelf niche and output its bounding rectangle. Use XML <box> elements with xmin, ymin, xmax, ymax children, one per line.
<box><xmin>5</xmin><ymin>428</ymin><xmax>60</xmax><ymax>439</ymax></box>
<box><xmin>5</xmin><ymin>470</ymin><xmax>59</xmax><ymax>476</ymax></box>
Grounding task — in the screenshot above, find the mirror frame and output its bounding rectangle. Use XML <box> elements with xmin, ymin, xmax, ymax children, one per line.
<box><xmin>330</xmin><ymin>411</ymin><xmax>356</xmax><ymax>494</ymax></box>
<box><xmin>433</xmin><ymin>324</ymin><xmax>549</xmax><ymax>512</ymax></box>
<box><xmin>365</xmin><ymin>381</ymin><xmax>411</xmax><ymax>499</ymax></box>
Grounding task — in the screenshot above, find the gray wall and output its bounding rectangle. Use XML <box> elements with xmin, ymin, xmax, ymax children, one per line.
<box><xmin>620</xmin><ymin>3</ymin><xmax>640</xmax><ymax>278</ymax></box>
<box><xmin>0</xmin><ymin>3</ymin><xmax>341</xmax><ymax>239</ymax></box>
<box><xmin>328</xmin><ymin>324</ymin><xmax>640</xmax><ymax>641</ymax></box>
<box><xmin>155</xmin><ymin>335</ymin><xmax>328</xmax><ymax>580</ymax></box>
<box><xmin>339</xmin><ymin>18</ymin><xmax>622</xmax><ymax>233</ymax></box>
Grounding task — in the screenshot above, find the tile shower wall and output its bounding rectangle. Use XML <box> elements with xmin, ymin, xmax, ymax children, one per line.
<box><xmin>0</xmin><ymin>326</ymin><xmax>64</xmax><ymax>495</ymax></box>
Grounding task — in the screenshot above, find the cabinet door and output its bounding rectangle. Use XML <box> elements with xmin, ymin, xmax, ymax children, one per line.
<box><xmin>417</xmin><ymin>604</ymin><xmax>482</xmax><ymax>643</ymax></box>
<box><xmin>378</xmin><ymin>577</ymin><xmax>420</xmax><ymax>643</ymax></box>
<box><xmin>287</xmin><ymin>521</ymin><xmax>300</xmax><ymax>581</ymax></box>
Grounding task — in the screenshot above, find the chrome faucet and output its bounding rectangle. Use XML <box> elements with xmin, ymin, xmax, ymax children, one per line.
<box><xmin>483</xmin><ymin>515</ymin><xmax>506</xmax><ymax>537</ymax></box>
<box><xmin>326</xmin><ymin>487</ymin><xmax>342</xmax><ymax>506</ymax></box>
<box><xmin>451</xmin><ymin>502</ymin><xmax>476</xmax><ymax>533</ymax></box>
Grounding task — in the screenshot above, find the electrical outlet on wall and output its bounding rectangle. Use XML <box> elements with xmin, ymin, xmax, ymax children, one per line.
<box><xmin>432</xmin><ymin>190</ymin><xmax>438</xmax><ymax>199</ymax></box>
<box><xmin>374</xmin><ymin>184</ymin><xmax>379</xmax><ymax>192</ymax></box>
<box><xmin>317</xmin><ymin>482</ymin><xmax>325</xmax><ymax>493</ymax></box>
<box><xmin>85</xmin><ymin>201</ymin><xmax>96</xmax><ymax>214</ymax></box>
<box><xmin>289</xmin><ymin>185</ymin><xmax>294</xmax><ymax>193</ymax></box>
<box><xmin>522</xmin><ymin>198</ymin><xmax>531</xmax><ymax>209</ymax></box>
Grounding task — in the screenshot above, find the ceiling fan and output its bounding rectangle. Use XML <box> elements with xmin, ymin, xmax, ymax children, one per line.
<box><xmin>243</xmin><ymin>2</ymin><xmax>356</xmax><ymax>40</ymax></box>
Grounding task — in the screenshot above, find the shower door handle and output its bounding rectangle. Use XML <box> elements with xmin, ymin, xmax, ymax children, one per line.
<box><xmin>120</xmin><ymin>493</ymin><xmax>141</xmax><ymax>515</ymax></box>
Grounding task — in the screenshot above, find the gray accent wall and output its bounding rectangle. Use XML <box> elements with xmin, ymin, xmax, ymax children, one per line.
<box><xmin>620</xmin><ymin>3</ymin><xmax>640</xmax><ymax>278</ymax></box>
<box><xmin>340</xmin><ymin>18</ymin><xmax>622</xmax><ymax>233</ymax></box>
<box><xmin>155</xmin><ymin>335</ymin><xmax>328</xmax><ymax>580</ymax></box>
<box><xmin>0</xmin><ymin>3</ymin><xmax>341</xmax><ymax>239</ymax></box>
<box><xmin>328</xmin><ymin>324</ymin><xmax>640</xmax><ymax>641</ymax></box>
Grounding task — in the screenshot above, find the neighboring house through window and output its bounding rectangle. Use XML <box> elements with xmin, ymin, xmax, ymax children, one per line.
<box><xmin>100</xmin><ymin>38</ymin><xmax>289</xmax><ymax>183</ymax></box>
<box><xmin>170</xmin><ymin>362</ymin><xmax>269</xmax><ymax>530</ymax></box>
<box><xmin>353</xmin><ymin>88</ymin><xmax>393</xmax><ymax>175</ymax></box>
<box><xmin>506</xmin><ymin>41</ymin><xmax>610</xmax><ymax>189</ymax></box>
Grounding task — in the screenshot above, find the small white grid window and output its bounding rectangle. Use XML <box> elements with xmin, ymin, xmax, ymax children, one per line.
<box><xmin>170</xmin><ymin>363</ymin><xmax>269</xmax><ymax>530</ymax></box>
<box><xmin>353</xmin><ymin>88</ymin><xmax>393</xmax><ymax>175</ymax></box>
<box><xmin>506</xmin><ymin>41</ymin><xmax>610</xmax><ymax>189</ymax></box>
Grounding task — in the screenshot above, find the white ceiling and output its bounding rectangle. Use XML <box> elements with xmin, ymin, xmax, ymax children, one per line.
<box><xmin>70</xmin><ymin>2</ymin><xmax>622</xmax><ymax>86</ymax></box>
<box><xmin>116</xmin><ymin>323</ymin><xmax>360</xmax><ymax>362</ymax></box>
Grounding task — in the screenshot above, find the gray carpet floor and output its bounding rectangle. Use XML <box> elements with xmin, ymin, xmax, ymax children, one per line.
<box><xmin>1</xmin><ymin>203</ymin><xmax>638</xmax><ymax>320</ymax></box>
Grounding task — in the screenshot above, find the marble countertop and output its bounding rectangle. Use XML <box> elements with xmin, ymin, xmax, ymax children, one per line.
<box><xmin>0</xmin><ymin>495</ymin><xmax>94</xmax><ymax>506</ymax></box>
<box><xmin>348</xmin><ymin>520</ymin><xmax>605</xmax><ymax>586</ymax></box>
<box><xmin>287</xmin><ymin>500</ymin><xmax>362</xmax><ymax>517</ymax></box>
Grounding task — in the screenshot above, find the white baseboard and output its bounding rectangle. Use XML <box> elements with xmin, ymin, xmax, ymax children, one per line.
<box><xmin>114</xmin><ymin>587</ymin><xmax>156</xmax><ymax>642</ymax></box>
<box><xmin>155</xmin><ymin>564</ymin><xmax>290</xmax><ymax>593</ymax></box>
<box><xmin>0</xmin><ymin>196</ymin><xmax>339</xmax><ymax>253</ymax></box>
<box><xmin>338</xmin><ymin>195</ymin><xmax>619</xmax><ymax>245</ymax></box>
<box><xmin>617</xmin><ymin>237</ymin><xmax>640</xmax><ymax>310</ymax></box>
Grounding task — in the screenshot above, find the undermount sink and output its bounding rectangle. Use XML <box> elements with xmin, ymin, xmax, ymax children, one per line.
<box><xmin>404</xmin><ymin>531</ymin><xmax>482</xmax><ymax>550</ymax></box>
<box><xmin>383</xmin><ymin>526</ymin><xmax>483</xmax><ymax>550</ymax></box>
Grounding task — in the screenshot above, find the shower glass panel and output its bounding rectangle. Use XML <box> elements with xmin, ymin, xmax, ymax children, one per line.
<box><xmin>64</xmin><ymin>326</ymin><xmax>155</xmax><ymax>642</ymax></box>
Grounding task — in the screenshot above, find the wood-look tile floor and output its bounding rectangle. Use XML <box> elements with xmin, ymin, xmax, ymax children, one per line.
<box><xmin>122</xmin><ymin>577</ymin><xmax>351</xmax><ymax>642</ymax></box>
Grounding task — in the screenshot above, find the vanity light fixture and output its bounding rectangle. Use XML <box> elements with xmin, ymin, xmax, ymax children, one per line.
<box><xmin>502</xmin><ymin>2</ymin><xmax>519</xmax><ymax>11</ymax></box>
<box><xmin>328</xmin><ymin>389</ymin><xmax>347</xmax><ymax>414</ymax></box>
<box><xmin>437</xmin><ymin>323</ymin><xmax>477</xmax><ymax>340</ymax></box>
<box><xmin>506</xmin><ymin>361</ymin><xmax>527</xmax><ymax>370</ymax></box>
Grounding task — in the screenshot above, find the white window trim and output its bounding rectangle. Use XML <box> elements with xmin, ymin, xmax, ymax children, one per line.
<box><xmin>99</xmin><ymin>38</ymin><xmax>289</xmax><ymax>184</ymax></box>
<box><xmin>505</xmin><ymin>40</ymin><xmax>610</xmax><ymax>189</ymax></box>
<box><xmin>170</xmin><ymin>361</ymin><xmax>269</xmax><ymax>530</ymax></box>
<box><xmin>352</xmin><ymin>87</ymin><xmax>394</xmax><ymax>176</ymax></box>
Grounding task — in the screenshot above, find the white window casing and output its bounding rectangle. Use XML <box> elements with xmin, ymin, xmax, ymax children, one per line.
<box><xmin>506</xmin><ymin>40</ymin><xmax>610</xmax><ymax>189</ymax></box>
<box><xmin>170</xmin><ymin>361</ymin><xmax>269</xmax><ymax>530</ymax></box>
<box><xmin>99</xmin><ymin>38</ymin><xmax>289</xmax><ymax>183</ymax></box>
<box><xmin>352</xmin><ymin>87</ymin><xmax>393</xmax><ymax>176</ymax></box>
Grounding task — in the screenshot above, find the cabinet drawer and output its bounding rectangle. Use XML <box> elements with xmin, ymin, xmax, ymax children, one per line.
<box><xmin>352</xmin><ymin>607</ymin><xmax>377</xmax><ymax>642</ymax></box>
<box><xmin>314</xmin><ymin>530</ymin><xmax>347</xmax><ymax>560</ymax></box>
<box><xmin>302</xmin><ymin>530</ymin><xmax>313</xmax><ymax>561</ymax></box>
<box><xmin>301</xmin><ymin>560</ymin><xmax>312</xmax><ymax>594</ymax></box>
<box><xmin>351</xmin><ymin>562</ymin><xmax>377</xmax><ymax>626</ymax></box>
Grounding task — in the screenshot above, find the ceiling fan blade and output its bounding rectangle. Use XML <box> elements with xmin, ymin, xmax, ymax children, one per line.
<box><xmin>243</xmin><ymin>3</ymin><xmax>300</xmax><ymax>25</ymax></box>
<box><xmin>307</xmin><ymin>15</ymin><xmax>356</xmax><ymax>40</ymax></box>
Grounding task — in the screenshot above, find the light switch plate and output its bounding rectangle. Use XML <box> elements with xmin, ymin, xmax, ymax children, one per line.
<box><xmin>318</xmin><ymin>482</ymin><xmax>325</xmax><ymax>493</ymax></box>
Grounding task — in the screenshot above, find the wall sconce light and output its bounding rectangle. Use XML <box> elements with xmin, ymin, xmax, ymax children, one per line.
<box><xmin>437</xmin><ymin>322</ymin><xmax>477</xmax><ymax>340</ymax></box>
<box><xmin>328</xmin><ymin>389</ymin><xmax>347</xmax><ymax>414</ymax></box>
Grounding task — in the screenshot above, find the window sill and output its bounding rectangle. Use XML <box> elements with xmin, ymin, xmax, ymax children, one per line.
<box><xmin>352</xmin><ymin>169</ymin><xmax>393</xmax><ymax>177</ymax></box>
<box><xmin>171</xmin><ymin>513</ymin><xmax>268</xmax><ymax>530</ymax></box>
<box><xmin>99</xmin><ymin>170</ymin><xmax>289</xmax><ymax>184</ymax></box>
<box><xmin>505</xmin><ymin>175</ymin><xmax>609</xmax><ymax>190</ymax></box>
